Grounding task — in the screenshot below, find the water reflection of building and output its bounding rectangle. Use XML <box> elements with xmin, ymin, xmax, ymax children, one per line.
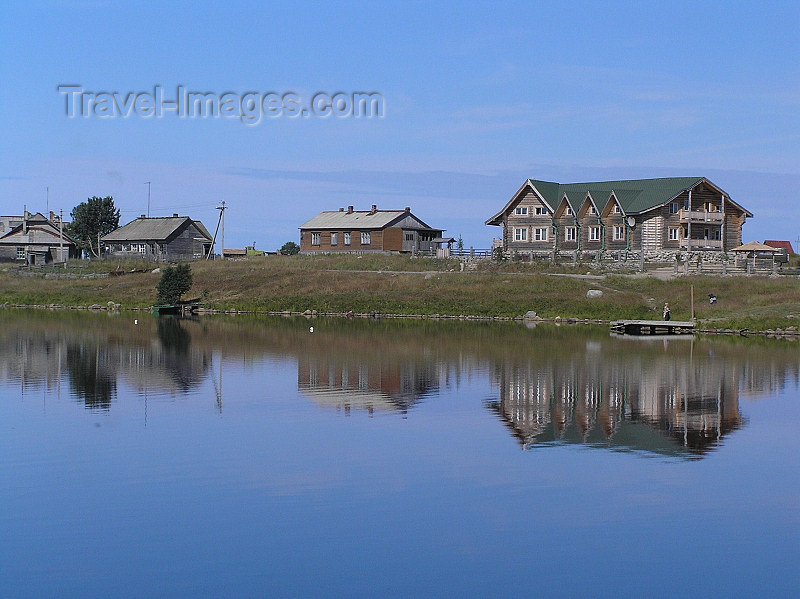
<box><xmin>486</xmin><ymin>348</ymin><xmax>744</xmax><ymax>457</ymax></box>
<box><xmin>297</xmin><ymin>354</ymin><xmax>440</xmax><ymax>415</ymax></box>
<box><xmin>0</xmin><ymin>315</ymin><xmax>210</xmax><ymax>410</ymax></box>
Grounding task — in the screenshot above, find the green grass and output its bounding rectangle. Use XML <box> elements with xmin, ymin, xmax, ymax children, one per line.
<box><xmin>1</xmin><ymin>255</ymin><xmax>798</xmax><ymax>332</ymax></box>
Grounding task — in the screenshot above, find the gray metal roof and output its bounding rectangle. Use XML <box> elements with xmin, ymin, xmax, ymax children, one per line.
<box><xmin>102</xmin><ymin>217</ymin><xmax>212</xmax><ymax>242</ymax></box>
<box><xmin>299</xmin><ymin>209</ymin><xmax>436</xmax><ymax>231</ymax></box>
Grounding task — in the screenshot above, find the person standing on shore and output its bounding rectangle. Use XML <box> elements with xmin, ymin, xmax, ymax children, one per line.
<box><xmin>663</xmin><ymin>302</ymin><xmax>671</xmax><ymax>321</ymax></box>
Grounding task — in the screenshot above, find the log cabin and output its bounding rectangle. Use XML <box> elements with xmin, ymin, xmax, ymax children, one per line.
<box><xmin>486</xmin><ymin>177</ymin><xmax>752</xmax><ymax>258</ymax></box>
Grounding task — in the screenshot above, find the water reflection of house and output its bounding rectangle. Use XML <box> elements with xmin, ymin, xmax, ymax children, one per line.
<box><xmin>0</xmin><ymin>316</ymin><xmax>210</xmax><ymax>409</ymax></box>
<box><xmin>486</xmin><ymin>355</ymin><xmax>744</xmax><ymax>457</ymax></box>
<box><xmin>297</xmin><ymin>354</ymin><xmax>439</xmax><ymax>414</ymax></box>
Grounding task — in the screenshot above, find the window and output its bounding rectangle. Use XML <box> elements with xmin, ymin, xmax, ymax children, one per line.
<box><xmin>344</xmin><ymin>232</ymin><xmax>351</xmax><ymax>245</ymax></box>
<box><xmin>683</xmin><ymin>199</ymin><xmax>690</xmax><ymax>210</ymax></box>
<box><xmin>330</xmin><ymin>232</ymin><xmax>337</xmax><ymax>246</ymax></box>
<box><xmin>589</xmin><ymin>226</ymin><xmax>600</xmax><ymax>241</ymax></box>
<box><xmin>16</xmin><ymin>247</ymin><xmax>25</xmax><ymax>259</ymax></box>
<box><xmin>669</xmin><ymin>228</ymin><xmax>680</xmax><ymax>241</ymax></box>
<box><xmin>712</xmin><ymin>229</ymin><xmax>721</xmax><ymax>240</ymax></box>
<box><xmin>612</xmin><ymin>204</ymin><xmax>621</xmax><ymax>214</ymax></box>
<box><xmin>670</xmin><ymin>202</ymin><xmax>679</xmax><ymax>214</ymax></box>
<box><xmin>588</xmin><ymin>206</ymin><xmax>597</xmax><ymax>215</ymax></box>
<box><xmin>405</xmin><ymin>233</ymin><xmax>414</xmax><ymax>241</ymax></box>
<box><xmin>534</xmin><ymin>206</ymin><xmax>547</xmax><ymax>215</ymax></box>
<box><xmin>534</xmin><ymin>227</ymin><xmax>548</xmax><ymax>241</ymax></box>
<box><xmin>706</xmin><ymin>202</ymin><xmax>717</xmax><ymax>212</ymax></box>
<box><xmin>565</xmin><ymin>206</ymin><xmax>573</xmax><ymax>216</ymax></box>
<box><xmin>360</xmin><ymin>232</ymin><xmax>371</xmax><ymax>245</ymax></box>
<box><xmin>613</xmin><ymin>225</ymin><xmax>624</xmax><ymax>241</ymax></box>
<box><xmin>565</xmin><ymin>227</ymin><xmax>576</xmax><ymax>241</ymax></box>
<box><xmin>514</xmin><ymin>227</ymin><xmax>528</xmax><ymax>241</ymax></box>
<box><xmin>514</xmin><ymin>206</ymin><xmax>528</xmax><ymax>215</ymax></box>
<box><xmin>311</xmin><ymin>232</ymin><xmax>321</xmax><ymax>246</ymax></box>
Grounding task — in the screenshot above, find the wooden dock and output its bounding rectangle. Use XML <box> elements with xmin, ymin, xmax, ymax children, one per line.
<box><xmin>610</xmin><ymin>319</ymin><xmax>695</xmax><ymax>336</ymax></box>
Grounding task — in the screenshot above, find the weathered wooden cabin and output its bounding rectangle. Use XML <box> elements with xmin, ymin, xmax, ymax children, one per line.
<box><xmin>486</xmin><ymin>177</ymin><xmax>752</xmax><ymax>258</ymax></box>
<box><xmin>0</xmin><ymin>211</ymin><xmax>78</xmax><ymax>264</ymax></box>
<box><xmin>298</xmin><ymin>205</ymin><xmax>444</xmax><ymax>254</ymax></box>
<box><xmin>102</xmin><ymin>215</ymin><xmax>213</xmax><ymax>261</ymax></box>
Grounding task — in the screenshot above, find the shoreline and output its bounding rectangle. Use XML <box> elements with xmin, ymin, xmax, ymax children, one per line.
<box><xmin>3</xmin><ymin>302</ymin><xmax>798</xmax><ymax>339</ymax></box>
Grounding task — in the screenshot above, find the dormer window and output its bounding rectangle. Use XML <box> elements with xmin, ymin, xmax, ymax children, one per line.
<box><xmin>612</xmin><ymin>204</ymin><xmax>621</xmax><ymax>214</ymax></box>
<box><xmin>565</xmin><ymin>206</ymin><xmax>573</xmax><ymax>216</ymax></box>
<box><xmin>514</xmin><ymin>206</ymin><xmax>528</xmax><ymax>215</ymax></box>
<box><xmin>588</xmin><ymin>206</ymin><xmax>597</xmax><ymax>215</ymax></box>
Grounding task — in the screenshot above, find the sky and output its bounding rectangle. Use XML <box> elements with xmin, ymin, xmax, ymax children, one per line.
<box><xmin>1</xmin><ymin>0</ymin><xmax>798</xmax><ymax>251</ymax></box>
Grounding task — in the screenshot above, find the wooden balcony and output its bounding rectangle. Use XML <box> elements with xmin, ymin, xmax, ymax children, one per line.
<box><xmin>679</xmin><ymin>209</ymin><xmax>723</xmax><ymax>223</ymax></box>
<box><xmin>681</xmin><ymin>238</ymin><xmax>723</xmax><ymax>249</ymax></box>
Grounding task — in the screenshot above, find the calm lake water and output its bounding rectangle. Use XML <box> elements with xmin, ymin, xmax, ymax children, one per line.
<box><xmin>1</xmin><ymin>311</ymin><xmax>798</xmax><ymax>598</ymax></box>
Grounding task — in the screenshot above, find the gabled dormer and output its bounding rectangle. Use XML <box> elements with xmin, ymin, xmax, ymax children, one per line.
<box><xmin>554</xmin><ymin>194</ymin><xmax>577</xmax><ymax>219</ymax></box>
<box><xmin>577</xmin><ymin>193</ymin><xmax>600</xmax><ymax>219</ymax></box>
<box><xmin>601</xmin><ymin>193</ymin><xmax>625</xmax><ymax>218</ymax></box>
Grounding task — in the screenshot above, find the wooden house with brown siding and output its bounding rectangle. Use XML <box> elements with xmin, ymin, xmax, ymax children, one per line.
<box><xmin>102</xmin><ymin>214</ymin><xmax>213</xmax><ymax>261</ymax></box>
<box><xmin>299</xmin><ymin>205</ymin><xmax>444</xmax><ymax>254</ymax></box>
<box><xmin>486</xmin><ymin>177</ymin><xmax>752</xmax><ymax>257</ymax></box>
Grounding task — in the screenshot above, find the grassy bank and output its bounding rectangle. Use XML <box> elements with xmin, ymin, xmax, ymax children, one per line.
<box><xmin>1</xmin><ymin>255</ymin><xmax>798</xmax><ymax>331</ymax></box>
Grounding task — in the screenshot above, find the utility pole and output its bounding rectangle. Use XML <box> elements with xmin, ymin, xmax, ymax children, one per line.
<box><xmin>217</xmin><ymin>201</ymin><xmax>226</xmax><ymax>256</ymax></box>
<box><xmin>145</xmin><ymin>182</ymin><xmax>151</xmax><ymax>217</ymax></box>
<box><xmin>59</xmin><ymin>208</ymin><xmax>64</xmax><ymax>265</ymax></box>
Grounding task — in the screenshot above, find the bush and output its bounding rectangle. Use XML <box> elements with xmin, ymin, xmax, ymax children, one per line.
<box><xmin>280</xmin><ymin>241</ymin><xmax>300</xmax><ymax>255</ymax></box>
<box><xmin>156</xmin><ymin>264</ymin><xmax>193</xmax><ymax>304</ymax></box>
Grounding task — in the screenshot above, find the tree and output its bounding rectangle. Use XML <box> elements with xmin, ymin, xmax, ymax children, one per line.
<box><xmin>279</xmin><ymin>241</ymin><xmax>300</xmax><ymax>255</ymax></box>
<box><xmin>66</xmin><ymin>196</ymin><xmax>120</xmax><ymax>257</ymax></box>
<box><xmin>156</xmin><ymin>263</ymin><xmax>193</xmax><ymax>305</ymax></box>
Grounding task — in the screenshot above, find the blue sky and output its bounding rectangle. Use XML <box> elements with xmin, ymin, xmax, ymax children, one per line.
<box><xmin>1</xmin><ymin>1</ymin><xmax>798</xmax><ymax>250</ymax></box>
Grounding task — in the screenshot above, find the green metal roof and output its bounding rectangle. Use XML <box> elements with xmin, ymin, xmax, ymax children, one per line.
<box><xmin>532</xmin><ymin>177</ymin><xmax>705</xmax><ymax>214</ymax></box>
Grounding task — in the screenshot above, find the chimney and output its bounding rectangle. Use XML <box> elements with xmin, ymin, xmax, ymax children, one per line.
<box><xmin>141</xmin><ymin>214</ymin><xmax>146</xmax><ymax>219</ymax></box>
<box><xmin>173</xmin><ymin>213</ymin><xmax>179</xmax><ymax>217</ymax></box>
<box><xmin>370</xmin><ymin>204</ymin><xmax>377</xmax><ymax>214</ymax></box>
<box><xmin>339</xmin><ymin>207</ymin><xmax>344</xmax><ymax>212</ymax></box>
<box><xmin>347</xmin><ymin>205</ymin><xmax>354</xmax><ymax>214</ymax></box>
<box><xmin>404</xmin><ymin>206</ymin><xmax>410</xmax><ymax>212</ymax></box>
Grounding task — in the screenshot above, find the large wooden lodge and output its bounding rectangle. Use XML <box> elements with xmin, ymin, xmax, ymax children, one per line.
<box><xmin>486</xmin><ymin>177</ymin><xmax>752</xmax><ymax>258</ymax></box>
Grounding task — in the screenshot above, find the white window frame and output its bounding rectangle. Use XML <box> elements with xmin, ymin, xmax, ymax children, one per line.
<box><xmin>589</xmin><ymin>226</ymin><xmax>600</xmax><ymax>241</ymax></box>
<box><xmin>514</xmin><ymin>206</ymin><xmax>528</xmax><ymax>215</ymax></box>
<box><xmin>612</xmin><ymin>204</ymin><xmax>621</xmax><ymax>214</ymax></box>
<box><xmin>565</xmin><ymin>227</ymin><xmax>576</xmax><ymax>241</ymax></box>
<box><xmin>513</xmin><ymin>227</ymin><xmax>528</xmax><ymax>242</ymax></box>
<box><xmin>330</xmin><ymin>232</ymin><xmax>337</xmax><ymax>246</ymax></box>
<box><xmin>16</xmin><ymin>247</ymin><xmax>25</xmax><ymax>259</ymax></box>
<box><xmin>613</xmin><ymin>225</ymin><xmax>624</xmax><ymax>241</ymax></box>
<box><xmin>344</xmin><ymin>232</ymin><xmax>351</xmax><ymax>246</ymax></box>
<box><xmin>534</xmin><ymin>206</ymin><xmax>547</xmax><ymax>215</ymax></box>
<box><xmin>588</xmin><ymin>205</ymin><xmax>598</xmax><ymax>215</ymax></box>
<box><xmin>311</xmin><ymin>232</ymin><xmax>321</xmax><ymax>246</ymax></box>
<box><xmin>669</xmin><ymin>227</ymin><xmax>680</xmax><ymax>241</ymax></box>
<box><xmin>670</xmin><ymin>202</ymin><xmax>679</xmax><ymax>214</ymax></box>
<box><xmin>534</xmin><ymin>227</ymin><xmax>548</xmax><ymax>241</ymax></box>
<box><xmin>360</xmin><ymin>231</ymin><xmax>371</xmax><ymax>245</ymax></box>
<box><xmin>565</xmin><ymin>206</ymin><xmax>573</xmax><ymax>216</ymax></box>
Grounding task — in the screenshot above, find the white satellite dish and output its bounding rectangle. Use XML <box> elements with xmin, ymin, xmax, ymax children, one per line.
<box><xmin>626</xmin><ymin>216</ymin><xmax>636</xmax><ymax>227</ymax></box>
